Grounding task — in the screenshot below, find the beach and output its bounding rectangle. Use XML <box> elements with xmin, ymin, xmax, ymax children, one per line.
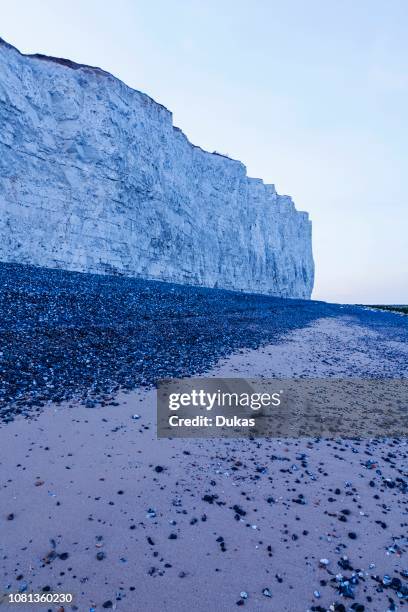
<box><xmin>1</xmin><ymin>315</ymin><xmax>407</xmax><ymax>611</ymax></box>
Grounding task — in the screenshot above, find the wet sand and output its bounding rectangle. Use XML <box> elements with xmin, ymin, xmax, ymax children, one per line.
<box><xmin>1</xmin><ymin>317</ymin><xmax>407</xmax><ymax>611</ymax></box>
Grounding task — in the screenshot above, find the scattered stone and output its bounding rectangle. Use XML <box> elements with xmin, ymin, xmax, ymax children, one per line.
<box><xmin>202</xmin><ymin>494</ymin><xmax>218</xmax><ymax>504</ymax></box>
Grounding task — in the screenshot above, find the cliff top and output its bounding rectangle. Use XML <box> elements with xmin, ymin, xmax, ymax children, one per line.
<box><xmin>0</xmin><ymin>36</ymin><xmax>291</xmax><ymax>197</ymax></box>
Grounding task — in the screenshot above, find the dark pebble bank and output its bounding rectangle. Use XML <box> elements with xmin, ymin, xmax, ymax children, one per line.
<box><xmin>0</xmin><ymin>262</ymin><xmax>406</xmax><ymax>421</ymax></box>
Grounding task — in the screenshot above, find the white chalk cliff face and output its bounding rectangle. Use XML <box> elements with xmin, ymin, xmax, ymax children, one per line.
<box><xmin>0</xmin><ymin>38</ymin><xmax>314</xmax><ymax>298</ymax></box>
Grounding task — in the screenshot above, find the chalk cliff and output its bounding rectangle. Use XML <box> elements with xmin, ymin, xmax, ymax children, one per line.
<box><xmin>0</xmin><ymin>38</ymin><xmax>314</xmax><ymax>298</ymax></box>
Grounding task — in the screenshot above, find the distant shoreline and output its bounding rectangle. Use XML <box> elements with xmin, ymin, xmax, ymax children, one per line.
<box><xmin>368</xmin><ymin>305</ymin><xmax>408</xmax><ymax>315</ymax></box>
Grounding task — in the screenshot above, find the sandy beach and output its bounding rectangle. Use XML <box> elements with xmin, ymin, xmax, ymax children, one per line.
<box><xmin>1</xmin><ymin>316</ymin><xmax>407</xmax><ymax>611</ymax></box>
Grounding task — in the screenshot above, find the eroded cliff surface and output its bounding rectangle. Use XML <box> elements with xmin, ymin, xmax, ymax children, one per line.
<box><xmin>0</xmin><ymin>38</ymin><xmax>314</xmax><ymax>298</ymax></box>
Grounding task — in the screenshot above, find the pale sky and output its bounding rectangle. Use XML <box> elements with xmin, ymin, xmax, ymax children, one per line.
<box><xmin>2</xmin><ymin>0</ymin><xmax>407</xmax><ymax>303</ymax></box>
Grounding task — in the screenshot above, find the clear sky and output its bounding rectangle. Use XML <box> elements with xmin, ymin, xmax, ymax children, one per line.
<box><xmin>2</xmin><ymin>0</ymin><xmax>407</xmax><ymax>303</ymax></box>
